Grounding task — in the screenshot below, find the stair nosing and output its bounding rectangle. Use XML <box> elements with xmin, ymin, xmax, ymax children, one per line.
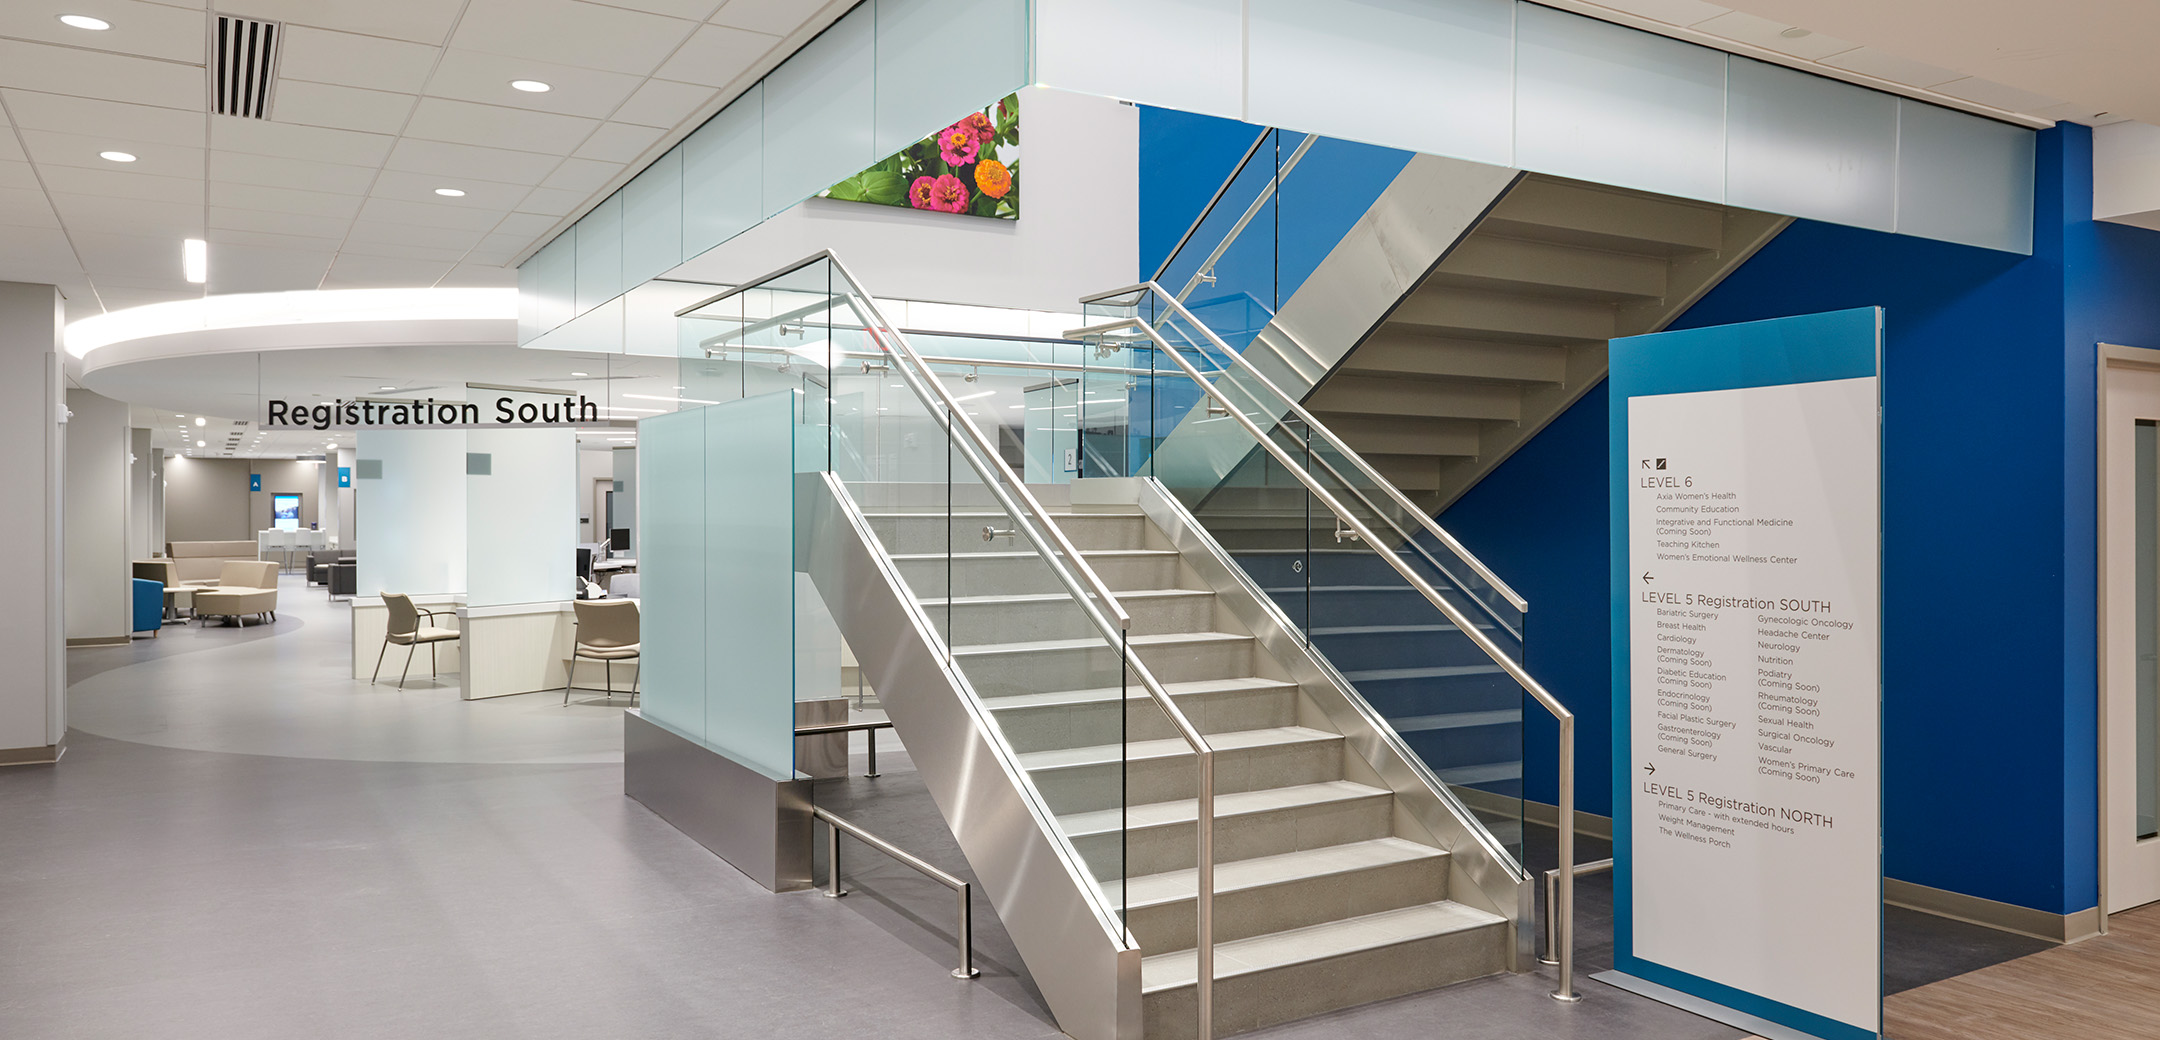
<box><xmin>1017</xmin><ymin>726</ymin><xmax>1341</xmax><ymax>772</ymax></box>
<box><xmin>1137</xmin><ymin>902</ymin><xmax>1509</xmax><ymax>993</ymax></box>
<box><xmin>1058</xmin><ymin>780</ymin><xmax>1389</xmax><ymax>838</ymax></box>
<box><xmin>1106</xmin><ymin>836</ymin><xmax>1447</xmax><ymax>911</ymax></box>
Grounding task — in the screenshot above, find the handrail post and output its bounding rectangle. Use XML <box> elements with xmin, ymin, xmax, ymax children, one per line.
<box><xmin>1197</xmin><ymin>747</ymin><xmax>1215</xmax><ymax>1040</ymax></box>
<box><xmin>1552</xmin><ymin>716</ymin><xmax>1581</xmax><ymax>1002</ymax></box>
<box><xmin>954</xmin><ymin>881</ymin><xmax>980</xmax><ymax>980</ymax></box>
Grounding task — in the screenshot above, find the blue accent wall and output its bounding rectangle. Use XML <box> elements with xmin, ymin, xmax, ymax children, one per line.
<box><xmin>1138</xmin><ymin>108</ymin><xmax>1268</xmax><ymax>278</ymax></box>
<box><xmin>1441</xmin><ymin>124</ymin><xmax>2160</xmax><ymax>917</ymax></box>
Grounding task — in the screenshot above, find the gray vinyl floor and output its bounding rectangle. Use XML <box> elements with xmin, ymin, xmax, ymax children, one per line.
<box><xmin>0</xmin><ymin>574</ymin><xmax>1915</xmax><ymax>1039</ymax></box>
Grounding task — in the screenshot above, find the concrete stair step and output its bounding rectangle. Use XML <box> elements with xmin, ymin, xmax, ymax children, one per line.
<box><xmin>919</xmin><ymin>587</ymin><xmax>1220</xmax><ymax>641</ymax></box>
<box><xmin>1138</xmin><ymin>901</ymin><xmax>1510</xmax><ymax>1040</ymax></box>
<box><xmin>1105</xmin><ymin>837</ymin><xmax>1450</xmax><ymax>951</ymax></box>
<box><xmin>1061</xmin><ymin>780</ymin><xmax>1394</xmax><ymax>878</ymax></box>
<box><xmin>890</xmin><ymin>548</ymin><xmax>1183</xmax><ymax>597</ymax></box>
<box><xmin>1019</xmin><ymin>725</ymin><xmax>1344</xmax><ymax>814</ymax></box>
<box><xmin>987</xmin><ymin>676</ymin><xmax>1300</xmax><ymax>752</ymax></box>
<box><xmin>951</xmin><ymin>631</ymin><xmax>1255</xmax><ymax>694</ymax></box>
<box><xmin>862</xmin><ymin>510</ymin><xmax>1158</xmax><ymax>554</ymax></box>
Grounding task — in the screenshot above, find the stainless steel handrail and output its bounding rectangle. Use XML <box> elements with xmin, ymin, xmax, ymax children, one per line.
<box><xmin>681</xmin><ymin>252</ymin><xmax>1222</xmax><ymax>1038</ymax></box>
<box><xmin>1071</xmin><ymin>315</ymin><xmax>1582</xmax><ymax>1003</ymax></box>
<box><xmin>1174</xmin><ymin>134</ymin><xmax>1317</xmax><ymax>305</ymax></box>
<box><xmin>1542</xmin><ymin>858</ymin><xmax>1613</xmax><ymax>966</ymax></box>
<box><xmin>817</xmin><ymin>806</ymin><xmax>981</xmax><ymax>980</ymax></box>
<box><xmin>1081</xmin><ymin>282</ymin><xmax>1529</xmax><ymax>616</ymax></box>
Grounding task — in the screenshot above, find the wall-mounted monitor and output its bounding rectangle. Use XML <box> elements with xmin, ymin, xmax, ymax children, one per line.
<box><xmin>272</xmin><ymin>493</ymin><xmax>301</xmax><ymax>531</ymax></box>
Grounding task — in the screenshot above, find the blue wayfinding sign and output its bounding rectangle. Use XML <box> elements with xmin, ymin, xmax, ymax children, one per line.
<box><xmin>249</xmin><ymin>474</ymin><xmax>261</xmax><ymax>491</ymax></box>
<box><xmin>1602</xmin><ymin>308</ymin><xmax>1883</xmax><ymax>1040</ymax></box>
<box><xmin>337</xmin><ymin>467</ymin><xmax>351</xmax><ymax>488</ymax></box>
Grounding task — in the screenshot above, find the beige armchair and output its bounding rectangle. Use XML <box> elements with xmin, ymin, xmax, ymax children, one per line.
<box><xmin>192</xmin><ymin>561</ymin><xmax>280</xmax><ymax>626</ymax></box>
<box><xmin>564</xmin><ymin>599</ymin><xmax>639</xmax><ymax>705</ymax></box>
<box><xmin>373</xmin><ymin>593</ymin><xmax>460</xmax><ymax>690</ymax></box>
<box><xmin>167</xmin><ymin>541</ymin><xmax>260</xmax><ymax>585</ymax></box>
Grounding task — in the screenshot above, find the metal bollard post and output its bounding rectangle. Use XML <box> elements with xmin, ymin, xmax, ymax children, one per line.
<box><xmin>953</xmin><ymin>882</ymin><xmax>980</xmax><ymax>979</ymax></box>
<box><xmin>865</xmin><ymin>726</ymin><xmax>880</xmax><ymax>778</ymax></box>
<box><xmin>825</xmin><ymin>820</ymin><xmax>845</xmax><ymax>898</ymax></box>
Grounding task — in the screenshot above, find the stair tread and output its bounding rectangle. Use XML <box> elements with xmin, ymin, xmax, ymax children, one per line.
<box><xmin>952</xmin><ymin>630</ymin><xmax>1250</xmax><ymax>657</ymax></box>
<box><xmin>1059</xmin><ymin>780</ymin><xmax>1388</xmax><ymax>838</ymax></box>
<box><xmin>1018</xmin><ymin>726</ymin><xmax>1340</xmax><ymax>771</ymax></box>
<box><xmin>1139</xmin><ymin>901</ymin><xmax>1508</xmax><ymax>992</ymax></box>
<box><xmin>862</xmin><ymin>510</ymin><xmax>1134</xmax><ymax>519</ymax></box>
<box><xmin>919</xmin><ymin>588</ymin><xmax>1209</xmax><ymax>608</ymax></box>
<box><xmin>888</xmin><ymin>548</ymin><xmax>1178</xmax><ymax>561</ymax></box>
<box><xmin>1103</xmin><ymin>837</ymin><xmax>1444</xmax><ymax>910</ymax></box>
<box><xmin>1310</xmin><ymin>623</ymin><xmax>1485</xmax><ymax>637</ymax></box>
<box><xmin>1340</xmin><ymin>664</ymin><xmax>1506</xmax><ymax>681</ymax></box>
<box><xmin>984</xmin><ymin>676</ymin><xmax>1298</xmax><ymax>711</ymax></box>
<box><xmin>1389</xmin><ymin>709</ymin><xmax>1521</xmax><ymax>732</ymax></box>
<box><xmin>1436</xmin><ymin>762</ymin><xmax>1523</xmax><ymax>784</ymax></box>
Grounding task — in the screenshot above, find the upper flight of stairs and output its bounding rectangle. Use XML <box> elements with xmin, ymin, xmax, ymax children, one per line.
<box><xmin>859</xmin><ymin>484</ymin><xmax>1509</xmax><ymax>1039</ymax></box>
<box><xmin>1306</xmin><ymin>173</ymin><xmax>1789</xmax><ymax>511</ymax></box>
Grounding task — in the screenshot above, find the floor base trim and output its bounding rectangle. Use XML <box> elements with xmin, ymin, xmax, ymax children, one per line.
<box><xmin>1883</xmin><ymin>877</ymin><xmax>2099</xmax><ymax>944</ymax></box>
<box><xmin>65</xmin><ymin>636</ymin><xmax>129</xmax><ymax>647</ymax></box>
<box><xmin>1590</xmin><ymin>970</ymin><xmax>1822</xmax><ymax>1040</ymax></box>
<box><xmin>0</xmin><ymin>740</ymin><xmax>64</xmax><ymax>766</ymax></box>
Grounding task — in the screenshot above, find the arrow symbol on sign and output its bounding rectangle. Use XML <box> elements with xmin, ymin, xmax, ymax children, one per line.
<box><xmin>1642</xmin><ymin>572</ymin><xmax>1655</xmax><ymax>584</ymax></box>
<box><xmin>1643</xmin><ymin>762</ymin><xmax>1656</xmax><ymax>776</ymax></box>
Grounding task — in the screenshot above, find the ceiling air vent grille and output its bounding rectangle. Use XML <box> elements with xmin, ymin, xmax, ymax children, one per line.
<box><xmin>212</xmin><ymin>16</ymin><xmax>281</xmax><ymax>119</ymax></box>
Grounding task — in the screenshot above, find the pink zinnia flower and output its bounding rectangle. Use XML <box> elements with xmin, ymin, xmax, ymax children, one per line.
<box><xmin>937</xmin><ymin>124</ymin><xmax>979</xmax><ymax>165</ymax></box>
<box><xmin>961</xmin><ymin>111</ymin><xmax>995</xmax><ymax>145</ymax></box>
<box><xmin>909</xmin><ymin>175</ymin><xmax>937</xmax><ymax>210</ymax></box>
<box><xmin>927</xmin><ymin>174</ymin><xmax>969</xmax><ymax>213</ymax></box>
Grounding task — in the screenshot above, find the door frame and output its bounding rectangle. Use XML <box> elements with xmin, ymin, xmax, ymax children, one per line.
<box><xmin>2096</xmin><ymin>343</ymin><xmax>2160</xmax><ymax>930</ymax></box>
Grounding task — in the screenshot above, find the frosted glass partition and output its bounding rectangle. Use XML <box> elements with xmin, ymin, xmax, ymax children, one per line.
<box><xmin>1726</xmin><ymin>57</ymin><xmax>1897</xmax><ymax>232</ymax></box>
<box><xmin>520</xmin><ymin>0</ymin><xmax>1031</xmax><ymax>345</ymax></box>
<box><xmin>635</xmin><ymin>392</ymin><xmax>799</xmax><ymax>779</ymax></box>
<box><xmin>353</xmin><ymin>429</ymin><xmax>468</xmax><ymax>598</ymax></box>
<box><xmin>466</xmin><ymin>425</ymin><xmax>576</xmax><ymax>607</ymax></box>
<box><xmin>1897</xmin><ymin>97</ymin><xmax>2037</xmax><ymax>254</ymax></box>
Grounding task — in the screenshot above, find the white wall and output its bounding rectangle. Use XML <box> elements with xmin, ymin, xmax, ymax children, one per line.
<box><xmin>335</xmin><ymin>447</ymin><xmax>355</xmax><ymax>550</ymax></box>
<box><xmin>0</xmin><ymin>282</ymin><xmax>64</xmax><ymax>756</ymax></box>
<box><xmin>128</xmin><ymin>427</ymin><xmax>152</xmax><ymax>561</ymax></box>
<box><xmin>354</xmin><ymin>429</ymin><xmax>467</xmax><ymax>598</ymax></box>
<box><xmin>577</xmin><ymin>447</ymin><xmax>614</xmax><ymax>541</ymax></box>
<box><xmin>63</xmin><ymin>389</ymin><xmax>131</xmax><ymax>643</ymax></box>
<box><xmin>665</xmin><ymin>87</ymin><xmax>1138</xmax><ymax>313</ymax></box>
<box><xmin>467</xmin><ymin>426</ymin><xmax>577</xmax><ymax>607</ymax></box>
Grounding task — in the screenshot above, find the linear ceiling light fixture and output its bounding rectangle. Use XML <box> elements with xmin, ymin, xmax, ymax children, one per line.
<box><xmin>99</xmin><ymin>150</ymin><xmax>136</xmax><ymax>163</ymax></box>
<box><xmin>434</xmin><ymin>188</ymin><xmax>465</xmax><ymax>197</ymax></box>
<box><xmin>509</xmin><ymin>80</ymin><xmax>551</xmax><ymax>93</ymax></box>
<box><xmin>182</xmin><ymin>238</ymin><xmax>207</xmax><ymax>283</ymax></box>
<box><xmin>63</xmin><ymin>287</ymin><xmax>518</xmax><ymax>359</ymax></box>
<box><xmin>58</xmin><ymin>14</ymin><xmax>110</xmax><ymax>30</ymax></box>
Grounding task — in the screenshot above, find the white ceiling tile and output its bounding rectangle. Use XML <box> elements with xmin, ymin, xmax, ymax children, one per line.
<box><xmin>462</xmin><ymin>248</ymin><xmax>519</xmax><ymax>266</ymax></box>
<box><xmin>477</xmin><ymin>230</ymin><xmax>539</xmax><ymax>255</ymax></box>
<box><xmin>344</xmin><ymin>219</ymin><xmax>487</xmax><ymax>251</ymax></box>
<box><xmin>436</xmin><ymin>262</ymin><xmax>520</xmax><ymax>287</ymax></box>
<box><xmin>370</xmin><ymin>169</ymin><xmax>531</xmax><ymax>209</ymax></box>
<box><xmin>217</xmin><ymin>0</ymin><xmax>462</xmax><ymax>45</ymax></box>
<box><xmin>93</xmin><ymin>285</ymin><xmax>199</xmax><ymax>311</ymax></box>
<box><xmin>488</xmin><ymin>212</ymin><xmax>564</xmax><ymax>240</ymax></box>
<box><xmin>0</xmin><ymin>0</ymin><xmax>209</xmax><ymax>63</ymax></box>
<box><xmin>1687</xmin><ymin>12</ymin><xmax>1855</xmax><ymax>62</ymax></box>
<box><xmin>357</xmin><ymin>196</ymin><xmax>509</xmax><ymax>232</ymax></box>
<box><xmin>211</xmin><ymin>119</ymin><xmax>396</xmax><ymax>166</ymax></box>
<box><xmin>422</xmin><ymin>49</ymin><xmax>645</xmax><ymax>119</ymax></box>
<box><xmin>0</xmin><ymin>135</ymin><xmax>21</xmax><ymax>163</ymax></box>
<box><xmin>19</xmin><ymin>128</ymin><xmax>203</xmax><ymax>176</ymax></box>
<box><xmin>403</xmin><ymin>97</ymin><xmax>601</xmax><ymax>154</ymax></box>
<box><xmin>1931</xmin><ymin>77</ymin><xmax>2066</xmax><ymax>114</ymax></box>
<box><xmin>449</xmin><ymin>0</ymin><xmax>699</xmax><ymax>75</ymax></box>
<box><xmin>204</xmin><ymin>243</ymin><xmax>336</xmax><ymax>293</ymax></box>
<box><xmin>206</xmin><ymin>227</ymin><xmax>347</xmax><ymax>252</ymax></box>
<box><xmin>0</xmin><ymin>89</ymin><xmax>209</xmax><ymax>147</ymax></box>
<box><xmin>516</xmin><ymin>186</ymin><xmax>589</xmax><ymax>216</ymax></box>
<box><xmin>207</xmin><ymin>181</ymin><xmax>366</xmax><ymax>219</ymax></box>
<box><xmin>207</xmin><ymin>151</ymin><xmax>379</xmax><ymax>195</ymax></box>
<box><xmin>270</xmin><ymin>81</ymin><xmax>418</xmax><ymax>136</ymax></box>
<box><xmin>0</xmin><ymin>227</ymin><xmax>83</xmax><ymax>281</ymax></box>
<box><xmin>0</xmin><ymin>187</ymin><xmax>61</xmax><ymax>229</ymax></box>
<box><xmin>709</xmin><ymin>0</ymin><xmax>821</xmax><ymax>36</ymax></box>
<box><xmin>655</xmin><ymin>23</ymin><xmax>775</xmax><ymax>87</ymax></box>
<box><xmin>335</xmin><ymin>239</ymin><xmax>473</xmax><ymax>263</ymax></box>
<box><xmin>319</xmin><ymin>253</ymin><xmax>457</xmax><ymax>288</ymax></box>
<box><xmin>51</xmin><ymin>193</ymin><xmax>204</xmax><ymax>236</ymax></box>
<box><xmin>580</xmin><ymin>0</ymin><xmax>725</xmax><ymax>20</ymax></box>
<box><xmin>1817</xmin><ymin>48</ymin><xmax>1967</xmax><ymax>90</ymax></box>
<box><xmin>38</xmin><ymin>165</ymin><xmax>203</xmax><ymax>204</ymax></box>
<box><xmin>71</xmin><ymin>229</ymin><xmax>195</xmax><ymax>283</ymax></box>
<box><xmin>540</xmin><ymin>157</ymin><xmax>626</xmax><ymax>192</ymax></box>
<box><xmin>207</xmin><ymin>205</ymin><xmax>353</xmax><ymax>239</ymax></box>
<box><xmin>0</xmin><ymin>40</ymin><xmax>204</xmax><ymax>111</ymax></box>
<box><xmin>0</xmin><ymin>161</ymin><xmax>39</xmax><ymax>190</ymax></box>
<box><xmin>613</xmin><ymin>78</ymin><xmax>717</xmax><ymax>128</ymax></box>
<box><xmin>384</xmin><ymin>138</ymin><xmax>563</xmax><ymax>185</ymax></box>
<box><xmin>276</xmin><ymin>26</ymin><xmax>440</xmax><ymax>93</ymax></box>
<box><xmin>572</xmin><ymin>121</ymin><xmax>663</xmax><ymax>162</ymax></box>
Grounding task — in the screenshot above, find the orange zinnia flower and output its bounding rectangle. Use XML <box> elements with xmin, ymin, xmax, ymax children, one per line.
<box><xmin>975</xmin><ymin>159</ymin><xmax>1012</xmax><ymax>199</ymax></box>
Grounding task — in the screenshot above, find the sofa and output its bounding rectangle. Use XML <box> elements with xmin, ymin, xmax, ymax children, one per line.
<box><xmin>193</xmin><ymin>561</ymin><xmax>280</xmax><ymax>626</ymax></box>
<box><xmin>307</xmin><ymin>550</ymin><xmax>355</xmax><ymax>587</ymax></box>
<box><xmin>166</xmin><ymin>541</ymin><xmax>260</xmax><ymax>584</ymax></box>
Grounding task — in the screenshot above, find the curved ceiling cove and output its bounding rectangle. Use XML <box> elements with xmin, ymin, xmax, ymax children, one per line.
<box><xmin>67</xmin><ymin>288</ymin><xmax>520</xmax><ymax>375</ymax></box>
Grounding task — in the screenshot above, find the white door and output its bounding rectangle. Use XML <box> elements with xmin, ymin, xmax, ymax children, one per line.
<box><xmin>2103</xmin><ymin>354</ymin><xmax>2160</xmax><ymax>912</ymax></box>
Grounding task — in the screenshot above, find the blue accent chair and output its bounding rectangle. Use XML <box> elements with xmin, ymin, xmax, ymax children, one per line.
<box><xmin>132</xmin><ymin>578</ymin><xmax>163</xmax><ymax>639</ymax></box>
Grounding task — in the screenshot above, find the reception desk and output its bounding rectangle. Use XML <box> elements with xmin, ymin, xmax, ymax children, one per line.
<box><xmin>351</xmin><ymin>595</ymin><xmax>637</xmax><ymax>700</ymax></box>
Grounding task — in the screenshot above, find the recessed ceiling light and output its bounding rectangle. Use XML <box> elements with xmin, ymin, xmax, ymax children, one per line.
<box><xmin>193</xmin><ymin>417</ymin><xmax>206</xmax><ymax>426</ymax></box>
<box><xmin>1778</xmin><ymin>26</ymin><xmax>1812</xmax><ymax>38</ymax></box>
<box><xmin>434</xmin><ymin>188</ymin><xmax>466</xmax><ymax>197</ymax></box>
<box><xmin>99</xmin><ymin>150</ymin><xmax>136</xmax><ymax>163</ymax></box>
<box><xmin>195</xmin><ymin>440</ymin><xmax>205</xmax><ymax>448</ymax></box>
<box><xmin>570</xmin><ymin>371</ymin><xmax>588</xmax><ymax>377</ymax></box>
<box><xmin>510</xmin><ymin>80</ymin><xmax>551</xmax><ymax>93</ymax></box>
<box><xmin>378</xmin><ymin>385</ymin><xmax>396</xmax><ymax>390</ymax></box>
<box><xmin>58</xmin><ymin>14</ymin><xmax>110</xmax><ymax>30</ymax></box>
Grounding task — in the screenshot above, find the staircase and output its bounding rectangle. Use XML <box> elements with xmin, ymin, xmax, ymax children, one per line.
<box><xmin>1305</xmin><ymin>173</ymin><xmax>1789</xmax><ymax>511</ymax></box>
<box><xmin>858</xmin><ymin>482</ymin><xmax>1511</xmax><ymax>1039</ymax></box>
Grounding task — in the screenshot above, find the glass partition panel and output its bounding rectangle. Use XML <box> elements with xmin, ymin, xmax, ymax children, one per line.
<box><xmin>636</xmin><ymin>407</ymin><xmax>709</xmax><ymax>745</ymax></box>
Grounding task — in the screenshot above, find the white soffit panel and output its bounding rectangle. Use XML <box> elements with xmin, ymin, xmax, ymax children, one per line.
<box><xmin>1033</xmin><ymin>0</ymin><xmax>1243</xmax><ymax>120</ymax></box>
<box><xmin>1515</xmin><ymin>3</ymin><xmax>1729</xmax><ymax>203</ymax></box>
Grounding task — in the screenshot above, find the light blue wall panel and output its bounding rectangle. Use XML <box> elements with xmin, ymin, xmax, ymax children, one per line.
<box><xmin>762</xmin><ymin>4</ymin><xmax>877</xmax><ymax>219</ymax></box>
<box><xmin>1248</xmin><ymin>0</ymin><xmax>1513</xmax><ymax>167</ymax></box>
<box><xmin>682</xmin><ymin>84</ymin><xmax>763</xmax><ymax>261</ymax></box>
<box><xmin>573</xmin><ymin>193</ymin><xmax>623</xmax><ymax>313</ymax></box>
<box><xmin>1896</xmin><ymin>99</ymin><xmax>2036</xmax><ymax>254</ymax></box>
<box><xmin>622</xmin><ymin>146</ymin><xmax>684</xmax><ymax>286</ymax></box>
<box><xmin>875</xmin><ymin>0</ymin><xmax>1027</xmax><ymax>155</ymax></box>
<box><xmin>701</xmin><ymin>392</ymin><xmax>798</xmax><ymax>778</ymax></box>
<box><xmin>517</xmin><ymin>233</ymin><xmax>575</xmax><ymax>345</ymax></box>
<box><xmin>637</xmin><ymin>408</ymin><xmax>707</xmax><ymax>744</ymax></box>
<box><xmin>1034</xmin><ymin>0</ymin><xmax>1242</xmax><ymax>120</ymax></box>
<box><xmin>1515</xmin><ymin>4</ymin><xmax>1727</xmax><ymax>202</ymax></box>
<box><xmin>1727</xmin><ymin>58</ymin><xmax>1897</xmax><ymax>232</ymax></box>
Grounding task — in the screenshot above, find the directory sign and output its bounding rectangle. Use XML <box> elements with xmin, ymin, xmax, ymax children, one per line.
<box><xmin>1602</xmin><ymin>308</ymin><xmax>1881</xmax><ymax>1040</ymax></box>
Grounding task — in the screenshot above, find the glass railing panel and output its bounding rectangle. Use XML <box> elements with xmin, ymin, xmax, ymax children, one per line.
<box><xmin>1159</xmin><ymin>130</ymin><xmax>1284</xmax><ymax>353</ymax></box>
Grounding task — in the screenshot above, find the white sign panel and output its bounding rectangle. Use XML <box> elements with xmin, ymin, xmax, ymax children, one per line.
<box><xmin>1626</xmin><ymin>376</ymin><xmax>1880</xmax><ymax>1031</ymax></box>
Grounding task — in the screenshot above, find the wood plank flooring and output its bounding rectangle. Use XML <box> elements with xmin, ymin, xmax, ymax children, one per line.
<box><xmin>1885</xmin><ymin>902</ymin><xmax>2160</xmax><ymax>1040</ymax></box>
